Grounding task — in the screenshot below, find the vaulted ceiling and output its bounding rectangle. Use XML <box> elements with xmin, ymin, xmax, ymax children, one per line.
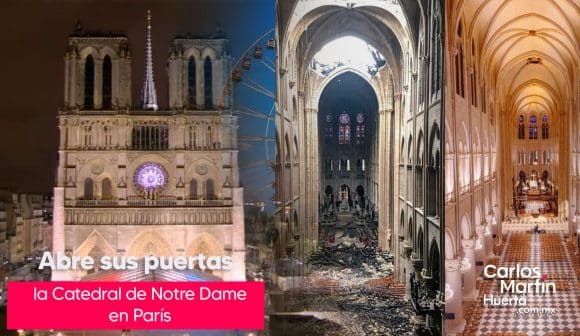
<box><xmin>455</xmin><ymin>0</ymin><xmax>579</xmax><ymax>117</ymax></box>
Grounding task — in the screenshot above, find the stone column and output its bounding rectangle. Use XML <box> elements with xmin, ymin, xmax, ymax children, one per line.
<box><xmin>485</xmin><ymin>214</ymin><xmax>495</xmax><ymax>259</ymax></box>
<box><xmin>51</xmin><ymin>187</ymin><xmax>68</xmax><ymax>280</ymax></box>
<box><xmin>403</xmin><ymin>242</ymin><xmax>413</xmax><ymax>300</ymax></box>
<box><xmin>64</xmin><ymin>55</ymin><xmax>70</xmax><ymax>107</ymax></box>
<box><xmin>445</xmin><ymin>258</ymin><xmax>465</xmax><ymax>335</ymax></box>
<box><xmin>493</xmin><ymin>205</ymin><xmax>502</xmax><ymax>246</ymax></box>
<box><xmin>94</xmin><ymin>59</ymin><xmax>103</xmax><ymax>109</ymax></box>
<box><xmin>378</xmin><ymin>109</ymin><xmax>388</xmax><ymax>249</ymax></box>
<box><xmin>227</xmin><ymin>187</ymin><xmax>246</xmax><ymax>281</ymax></box>
<box><xmin>175</xmin><ymin>118</ymin><xmax>185</xmax><ymax>150</ymax></box>
<box><xmin>475</xmin><ymin>224</ymin><xmax>486</xmax><ymax>273</ymax></box>
<box><xmin>305</xmin><ymin>108</ymin><xmax>319</xmax><ymax>251</ymax></box>
<box><xmin>125</xmin><ymin>119</ymin><xmax>132</xmax><ymax>149</ymax></box>
<box><xmin>58</xmin><ymin>119</ymin><xmax>67</xmax><ymax>150</ymax></box>
<box><xmin>462</xmin><ymin>238</ymin><xmax>477</xmax><ymax>300</ymax></box>
<box><xmin>70</xmin><ymin>58</ymin><xmax>78</xmax><ymax>108</ymax></box>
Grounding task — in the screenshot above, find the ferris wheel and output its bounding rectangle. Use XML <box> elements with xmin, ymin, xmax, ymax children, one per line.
<box><xmin>218</xmin><ymin>28</ymin><xmax>277</xmax><ymax>212</ymax></box>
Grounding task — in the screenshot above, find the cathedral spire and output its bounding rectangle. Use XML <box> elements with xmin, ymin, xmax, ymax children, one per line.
<box><xmin>141</xmin><ymin>10</ymin><xmax>158</xmax><ymax>111</ymax></box>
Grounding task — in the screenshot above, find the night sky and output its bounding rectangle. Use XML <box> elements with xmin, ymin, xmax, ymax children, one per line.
<box><xmin>0</xmin><ymin>0</ymin><xmax>275</xmax><ymax>196</ymax></box>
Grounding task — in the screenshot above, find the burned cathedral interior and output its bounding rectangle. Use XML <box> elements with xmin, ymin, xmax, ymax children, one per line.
<box><xmin>271</xmin><ymin>1</ymin><xmax>444</xmax><ymax>334</ymax></box>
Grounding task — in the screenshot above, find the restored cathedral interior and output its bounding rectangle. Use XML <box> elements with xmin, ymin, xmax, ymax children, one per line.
<box><xmin>52</xmin><ymin>12</ymin><xmax>246</xmax><ymax>282</ymax></box>
<box><xmin>444</xmin><ymin>0</ymin><xmax>579</xmax><ymax>335</ymax></box>
<box><xmin>273</xmin><ymin>0</ymin><xmax>444</xmax><ymax>334</ymax></box>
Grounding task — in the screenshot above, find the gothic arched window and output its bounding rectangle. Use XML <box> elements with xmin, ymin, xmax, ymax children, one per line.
<box><xmin>529</xmin><ymin>115</ymin><xmax>538</xmax><ymax>139</ymax></box>
<box><xmin>416</xmin><ymin>131</ymin><xmax>424</xmax><ymax>208</ymax></box>
<box><xmin>204</xmin><ymin>56</ymin><xmax>213</xmax><ymax>109</ymax></box>
<box><xmin>430</xmin><ymin>2</ymin><xmax>442</xmax><ymax>97</ymax></box>
<box><xmin>325</xmin><ymin>114</ymin><xmax>333</xmax><ymax>140</ymax></box>
<box><xmin>104</xmin><ymin>125</ymin><xmax>112</xmax><ymax>147</ymax></box>
<box><xmin>84</xmin><ymin>55</ymin><xmax>95</xmax><ymax>109</ymax></box>
<box><xmin>541</xmin><ymin>114</ymin><xmax>549</xmax><ymax>139</ymax></box>
<box><xmin>102</xmin><ymin>55</ymin><xmax>112</xmax><ymax>109</ymax></box>
<box><xmin>189</xmin><ymin>179</ymin><xmax>198</xmax><ymax>199</ymax></box>
<box><xmin>518</xmin><ymin>114</ymin><xmax>525</xmax><ymax>139</ymax></box>
<box><xmin>102</xmin><ymin>178</ymin><xmax>112</xmax><ymax>199</ymax></box>
<box><xmin>338</xmin><ymin>112</ymin><xmax>351</xmax><ymax>144</ymax></box>
<box><xmin>470</xmin><ymin>40</ymin><xmax>477</xmax><ymax>107</ymax></box>
<box><xmin>84</xmin><ymin>178</ymin><xmax>94</xmax><ymax>199</ymax></box>
<box><xmin>189</xmin><ymin>125</ymin><xmax>197</xmax><ymax>148</ymax></box>
<box><xmin>131</xmin><ymin>124</ymin><xmax>169</xmax><ymax>150</ymax></box>
<box><xmin>188</xmin><ymin>57</ymin><xmax>196</xmax><ymax>108</ymax></box>
<box><xmin>205</xmin><ymin>179</ymin><xmax>215</xmax><ymax>200</ymax></box>
<box><xmin>355</xmin><ymin>113</ymin><xmax>365</xmax><ymax>140</ymax></box>
<box><xmin>455</xmin><ymin>23</ymin><xmax>465</xmax><ymax>98</ymax></box>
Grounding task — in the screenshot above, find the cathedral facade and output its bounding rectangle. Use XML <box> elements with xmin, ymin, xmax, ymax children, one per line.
<box><xmin>52</xmin><ymin>13</ymin><xmax>245</xmax><ymax>281</ymax></box>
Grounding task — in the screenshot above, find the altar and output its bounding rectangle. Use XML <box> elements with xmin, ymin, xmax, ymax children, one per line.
<box><xmin>502</xmin><ymin>217</ymin><xmax>567</xmax><ymax>233</ymax></box>
<box><xmin>525</xmin><ymin>201</ymin><xmax>549</xmax><ymax>214</ymax></box>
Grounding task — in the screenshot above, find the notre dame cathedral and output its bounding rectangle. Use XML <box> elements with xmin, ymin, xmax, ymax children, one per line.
<box><xmin>52</xmin><ymin>12</ymin><xmax>245</xmax><ymax>281</ymax></box>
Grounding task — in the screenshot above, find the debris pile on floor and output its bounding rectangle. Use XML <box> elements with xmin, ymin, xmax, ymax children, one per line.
<box><xmin>284</xmin><ymin>286</ymin><xmax>414</xmax><ymax>336</ymax></box>
<box><xmin>272</xmin><ymin>245</ymin><xmax>413</xmax><ymax>335</ymax></box>
<box><xmin>307</xmin><ymin>245</ymin><xmax>393</xmax><ymax>274</ymax></box>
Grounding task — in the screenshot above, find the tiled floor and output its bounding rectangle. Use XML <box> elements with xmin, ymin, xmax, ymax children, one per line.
<box><xmin>475</xmin><ymin>231</ymin><xmax>580</xmax><ymax>336</ymax></box>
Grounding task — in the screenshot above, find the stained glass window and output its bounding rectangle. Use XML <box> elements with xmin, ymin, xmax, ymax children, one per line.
<box><xmin>541</xmin><ymin>115</ymin><xmax>549</xmax><ymax>139</ymax></box>
<box><xmin>325</xmin><ymin>114</ymin><xmax>333</xmax><ymax>138</ymax></box>
<box><xmin>339</xmin><ymin>112</ymin><xmax>351</xmax><ymax>144</ymax></box>
<box><xmin>529</xmin><ymin>115</ymin><xmax>538</xmax><ymax>139</ymax></box>
<box><xmin>134</xmin><ymin>162</ymin><xmax>168</xmax><ymax>191</ymax></box>
<box><xmin>518</xmin><ymin>114</ymin><xmax>525</xmax><ymax>139</ymax></box>
<box><xmin>355</xmin><ymin>113</ymin><xmax>365</xmax><ymax>139</ymax></box>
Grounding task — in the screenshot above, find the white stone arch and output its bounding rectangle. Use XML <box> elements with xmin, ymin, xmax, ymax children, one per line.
<box><xmin>74</xmin><ymin>230</ymin><xmax>117</xmax><ymax>259</ymax></box>
<box><xmin>126</xmin><ymin>231</ymin><xmax>173</xmax><ymax>258</ymax></box>
<box><xmin>187</xmin><ymin>158</ymin><xmax>223</xmax><ymax>199</ymax></box>
<box><xmin>185</xmin><ymin>232</ymin><xmax>224</xmax><ymax>257</ymax></box>
<box><xmin>200</xmin><ymin>47</ymin><xmax>218</xmax><ymax>60</ymax></box>
<box><xmin>77</xmin><ymin>158</ymin><xmax>118</xmax><ymax>199</ymax></box>
<box><xmin>460</xmin><ymin>121</ymin><xmax>470</xmax><ymax>153</ymax></box>
<box><xmin>460</xmin><ymin>213</ymin><xmax>471</xmax><ymax>239</ymax></box>
<box><xmin>183</xmin><ymin>47</ymin><xmax>202</xmax><ymax>61</ymax></box>
<box><xmin>79</xmin><ymin>46</ymin><xmax>99</xmax><ymax>60</ymax></box>
<box><xmin>444</xmin><ymin>229</ymin><xmax>456</xmax><ymax>259</ymax></box>
<box><xmin>484</xmin><ymin>195</ymin><xmax>491</xmax><ymax>218</ymax></box>
<box><xmin>185</xmin><ymin>232</ymin><xmax>225</xmax><ymax>278</ymax></box>
<box><xmin>310</xmin><ymin>67</ymin><xmax>384</xmax><ymax>110</ymax></box>
<box><xmin>98</xmin><ymin>46</ymin><xmax>119</xmax><ymax>60</ymax></box>
<box><xmin>444</xmin><ymin>117</ymin><xmax>454</xmax><ymax>153</ymax></box>
<box><xmin>474</xmin><ymin>203</ymin><xmax>482</xmax><ymax>226</ymax></box>
<box><xmin>282</xmin><ymin>1</ymin><xmax>412</xmax><ymax>88</ymax></box>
